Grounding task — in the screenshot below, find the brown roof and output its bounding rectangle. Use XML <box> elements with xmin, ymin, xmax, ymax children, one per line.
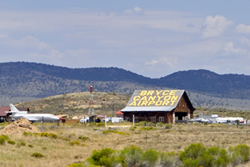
<box><xmin>0</xmin><ymin>106</ymin><xmax>10</xmax><ymax>116</ymax></box>
<box><xmin>0</xmin><ymin>106</ymin><xmax>28</xmax><ymax>116</ymax></box>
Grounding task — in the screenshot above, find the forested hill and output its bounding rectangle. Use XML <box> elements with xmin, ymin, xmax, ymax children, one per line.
<box><xmin>159</xmin><ymin>69</ymin><xmax>250</xmax><ymax>99</ymax></box>
<box><xmin>0</xmin><ymin>62</ymin><xmax>250</xmax><ymax>100</ymax></box>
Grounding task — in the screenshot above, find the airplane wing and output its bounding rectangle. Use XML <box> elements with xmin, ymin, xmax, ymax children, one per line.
<box><xmin>23</xmin><ymin>116</ymin><xmax>39</xmax><ymax>122</ymax></box>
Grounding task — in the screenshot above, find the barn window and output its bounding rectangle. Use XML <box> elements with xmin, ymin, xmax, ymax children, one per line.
<box><xmin>125</xmin><ymin>117</ymin><xmax>130</xmax><ymax>121</ymax></box>
<box><xmin>134</xmin><ymin>117</ymin><xmax>139</xmax><ymax>123</ymax></box>
<box><xmin>151</xmin><ymin>117</ymin><xmax>156</xmax><ymax>122</ymax></box>
<box><xmin>159</xmin><ymin>116</ymin><xmax>164</xmax><ymax>122</ymax></box>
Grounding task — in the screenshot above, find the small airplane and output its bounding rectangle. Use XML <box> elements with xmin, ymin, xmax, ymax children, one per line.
<box><xmin>185</xmin><ymin>116</ymin><xmax>213</xmax><ymax>124</ymax></box>
<box><xmin>6</xmin><ymin>104</ymin><xmax>60</xmax><ymax>123</ymax></box>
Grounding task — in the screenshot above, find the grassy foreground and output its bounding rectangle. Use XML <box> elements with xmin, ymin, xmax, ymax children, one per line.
<box><xmin>1</xmin><ymin>122</ymin><xmax>250</xmax><ymax>167</ymax></box>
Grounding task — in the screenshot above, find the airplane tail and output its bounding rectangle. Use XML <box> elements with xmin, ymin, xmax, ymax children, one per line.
<box><xmin>9</xmin><ymin>104</ymin><xmax>20</xmax><ymax>112</ymax></box>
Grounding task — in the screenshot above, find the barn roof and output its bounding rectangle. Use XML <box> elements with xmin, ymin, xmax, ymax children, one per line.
<box><xmin>121</xmin><ymin>89</ymin><xmax>193</xmax><ymax>112</ymax></box>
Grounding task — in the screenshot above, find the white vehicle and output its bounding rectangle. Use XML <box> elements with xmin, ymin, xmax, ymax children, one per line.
<box><xmin>80</xmin><ymin>116</ymin><xmax>89</xmax><ymax>123</ymax></box>
<box><xmin>216</xmin><ymin>117</ymin><xmax>244</xmax><ymax>124</ymax></box>
<box><xmin>185</xmin><ymin>116</ymin><xmax>213</xmax><ymax>124</ymax></box>
<box><xmin>102</xmin><ymin>117</ymin><xmax>123</xmax><ymax>123</ymax></box>
<box><xmin>6</xmin><ymin>104</ymin><xmax>59</xmax><ymax>122</ymax></box>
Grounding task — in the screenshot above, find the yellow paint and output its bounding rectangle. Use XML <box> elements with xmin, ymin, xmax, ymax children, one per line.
<box><xmin>162</xmin><ymin>90</ymin><xmax>170</xmax><ymax>95</ymax></box>
<box><xmin>148</xmin><ymin>96</ymin><xmax>156</xmax><ymax>101</ymax></box>
<box><xmin>155</xmin><ymin>101</ymin><xmax>162</xmax><ymax>106</ymax></box>
<box><xmin>140</xmin><ymin>91</ymin><xmax>147</xmax><ymax>96</ymax></box>
<box><xmin>133</xmin><ymin>96</ymin><xmax>140</xmax><ymax>101</ymax></box>
<box><xmin>170</xmin><ymin>90</ymin><xmax>177</xmax><ymax>96</ymax></box>
<box><xmin>156</xmin><ymin>90</ymin><xmax>163</xmax><ymax>95</ymax></box>
<box><xmin>129</xmin><ymin>101</ymin><xmax>137</xmax><ymax>106</ymax></box>
<box><xmin>147</xmin><ymin>90</ymin><xmax>154</xmax><ymax>96</ymax></box>
<box><xmin>148</xmin><ymin>101</ymin><xmax>155</xmax><ymax>106</ymax></box>
<box><xmin>162</xmin><ymin>101</ymin><xmax>170</xmax><ymax>106</ymax></box>
<box><xmin>128</xmin><ymin>90</ymin><xmax>181</xmax><ymax>107</ymax></box>
<box><xmin>141</xmin><ymin>101</ymin><xmax>148</xmax><ymax>106</ymax></box>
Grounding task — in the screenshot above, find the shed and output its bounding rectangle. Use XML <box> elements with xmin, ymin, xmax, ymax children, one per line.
<box><xmin>121</xmin><ymin>89</ymin><xmax>195</xmax><ymax>124</ymax></box>
<box><xmin>116</xmin><ymin>110</ymin><xmax>123</xmax><ymax>117</ymax></box>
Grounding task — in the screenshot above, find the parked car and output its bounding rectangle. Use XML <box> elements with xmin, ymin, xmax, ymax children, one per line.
<box><xmin>102</xmin><ymin>117</ymin><xmax>123</xmax><ymax>123</ymax></box>
<box><xmin>80</xmin><ymin>117</ymin><xmax>89</xmax><ymax>123</ymax></box>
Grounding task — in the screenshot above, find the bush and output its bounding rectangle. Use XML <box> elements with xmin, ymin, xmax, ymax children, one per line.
<box><xmin>229</xmin><ymin>144</ymin><xmax>250</xmax><ymax>165</ymax></box>
<box><xmin>120</xmin><ymin>145</ymin><xmax>144</xmax><ymax>167</ymax></box>
<box><xmin>142</xmin><ymin>149</ymin><xmax>159</xmax><ymax>167</ymax></box>
<box><xmin>78</xmin><ymin>135</ymin><xmax>89</xmax><ymax>141</ymax></box>
<box><xmin>69</xmin><ymin>141</ymin><xmax>80</xmax><ymax>146</ymax></box>
<box><xmin>48</xmin><ymin>133</ymin><xmax>58</xmax><ymax>139</ymax></box>
<box><xmin>96</xmin><ymin>122</ymin><xmax>105</xmax><ymax>127</ymax></box>
<box><xmin>139</xmin><ymin>127</ymin><xmax>156</xmax><ymax>131</ymax></box>
<box><xmin>156</xmin><ymin>122</ymin><xmax>163</xmax><ymax>127</ymax></box>
<box><xmin>7</xmin><ymin>140</ymin><xmax>15</xmax><ymax>145</ymax></box>
<box><xmin>179</xmin><ymin>143</ymin><xmax>206</xmax><ymax>161</ymax></box>
<box><xmin>137</xmin><ymin>121</ymin><xmax>147</xmax><ymax>126</ymax></box>
<box><xmin>31</xmin><ymin>152</ymin><xmax>44</xmax><ymax>158</ymax></box>
<box><xmin>17</xmin><ymin>141</ymin><xmax>26</xmax><ymax>147</ymax></box>
<box><xmin>165</xmin><ymin>124</ymin><xmax>172</xmax><ymax>129</ymax></box>
<box><xmin>67</xmin><ymin>163</ymin><xmax>85</xmax><ymax>167</ymax></box>
<box><xmin>129</xmin><ymin>126</ymin><xmax>137</xmax><ymax>131</ymax></box>
<box><xmin>23</xmin><ymin>132</ymin><xmax>32</xmax><ymax>136</ymax></box>
<box><xmin>159</xmin><ymin>152</ymin><xmax>177</xmax><ymax>167</ymax></box>
<box><xmin>0</xmin><ymin>135</ymin><xmax>9</xmax><ymax>145</ymax></box>
<box><xmin>88</xmin><ymin>148</ymin><xmax>117</xmax><ymax>167</ymax></box>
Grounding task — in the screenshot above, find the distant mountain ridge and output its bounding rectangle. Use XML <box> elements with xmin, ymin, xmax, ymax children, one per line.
<box><xmin>0</xmin><ymin>62</ymin><xmax>250</xmax><ymax>106</ymax></box>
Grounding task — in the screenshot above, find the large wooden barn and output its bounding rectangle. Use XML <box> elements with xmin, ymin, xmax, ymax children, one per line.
<box><xmin>121</xmin><ymin>90</ymin><xmax>195</xmax><ymax>124</ymax></box>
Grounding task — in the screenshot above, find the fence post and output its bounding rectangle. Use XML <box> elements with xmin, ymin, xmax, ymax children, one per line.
<box><xmin>105</xmin><ymin>115</ymin><xmax>107</xmax><ymax>127</ymax></box>
<box><xmin>133</xmin><ymin>115</ymin><xmax>135</xmax><ymax>126</ymax></box>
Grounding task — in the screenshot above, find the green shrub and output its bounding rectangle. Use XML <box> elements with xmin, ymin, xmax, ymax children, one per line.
<box><xmin>156</xmin><ymin>122</ymin><xmax>163</xmax><ymax>127</ymax></box>
<box><xmin>31</xmin><ymin>152</ymin><xmax>44</xmax><ymax>158</ymax></box>
<box><xmin>7</xmin><ymin>140</ymin><xmax>15</xmax><ymax>145</ymax></box>
<box><xmin>17</xmin><ymin>141</ymin><xmax>26</xmax><ymax>147</ymax></box>
<box><xmin>88</xmin><ymin>148</ymin><xmax>117</xmax><ymax>167</ymax></box>
<box><xmin>159</xmin><ymin>151</ymin><xmax>177</xmax><ymax>167</ymax></box>
<box><xmin>179</xmin><ymin>143</ymin><xmax>206</xmax><ymax>161</ymax></box>
<box><xmin>23</xmin><ymin>132</ymin><xmax>32</xmax><ymax>136</ymax></box>
<box><xmin>229</xmin><ymin>144</ymin><xmax>250</xmax><ymax>165</ymax></box>
<box><xmin>165</xmin><ymin>124</ymin><xmax>172</xmax><ymax>129</ymax></box>
<box><xmin>78</xmin><ymin>135</ymin><xmax>89</xmax><ymax>141</ymax></box>
<box><xmin>0</xmin><ymin>135</ymin><xmax>9</xmax><ymax>145</ymax></box>
<box><xmin>139</xmin><ymin>126</ymin><xmax>156</xmax><ymax>131</ymax></box>
<box><xmin>142</xmin><ymin>149</ymin><xmax>159</xmax><ymax>167</ymax></box>
<box><xmin>48</xmin><ymin>133</ymin><xmax>57</xmax><ymax>139</ymax></box>
<box><xmin>40</xmin><ymin>132</ymin><xmax>49</xmax><ymax>137</ymax></box>
<box><xmin>182</xmin><ymin>158</ymin><xmax>199</xmax><ymax>167</ymax></box>
<box><xmin>129</xmin><ymin>126</ymin><xmax>137</xmax><ymax>131</ymax></box>
<box><xmin>120</xmin><ymin>145</ymin><xmax>144</xmax><ymax>167</ymax></box>
<box><xmin>28</xmin><ymin>144</ymin><xmax>34</xmax><ymax>148</ymax></box>
<box><xmin>96</xmin><ymin>122</ymin><xmax>105</xmax><ymax>127</ymax></box>
<box><xmin>67</xmin><ymin>163</ymin><xmax>85</xmax><ymax>167</ymax></box>
<box><xmin>69</xmin><ymin>141</ymin><xmax>80</xmax><ymax>146</ymax></box>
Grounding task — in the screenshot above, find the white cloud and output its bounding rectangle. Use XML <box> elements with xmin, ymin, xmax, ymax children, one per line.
<box><xmin>236</xmin><ymin>24</ymin><xmax>250</xmax><ymax>34</ymax></box>
<box><xmin>124</xmin><ymin>7</ymin><xmax>143</xmax><ymax>15</ymax></box>
<box><xmin>203</xmin><ymin>15</ymin><xmax>233</xmax><ymax>38</ymax></box>
<box><xmin>222</xmin><ymin>42</ymin><xmax>246</xmax><ymax>55</ymax></box>
<box><xmin>240</xmin><ymin>37</ymin><xmax>250</xmax><ymax>46</ymax></box>
<box><xmin>145</xmin><ymin>58</ymin><xmax>176</xmax><ymax>68</ymax></box>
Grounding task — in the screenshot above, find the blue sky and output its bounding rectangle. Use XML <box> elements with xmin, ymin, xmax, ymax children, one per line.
<box><xmin>1</xmin><ymin>1</ymin><xmax>250</xmax><ymax>78</ymax></box>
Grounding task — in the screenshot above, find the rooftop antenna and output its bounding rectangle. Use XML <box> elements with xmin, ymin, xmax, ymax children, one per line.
<box><xmin>88</xmin><ymin>86</ymin><xmax>95</xmax><ymax>115</ymax></box>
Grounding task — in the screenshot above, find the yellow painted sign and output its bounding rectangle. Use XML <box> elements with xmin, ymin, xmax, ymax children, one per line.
<box><xmin>128</xmin><ymin>90</ymin><xmax>180</xmax><ymax>107</ymax></box>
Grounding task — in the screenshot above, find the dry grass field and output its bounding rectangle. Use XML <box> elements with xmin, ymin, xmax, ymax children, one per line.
<box><xmin>1</xmin><ymin>122</ymin><xmax>250</xmax><ymax>167</ymax></box>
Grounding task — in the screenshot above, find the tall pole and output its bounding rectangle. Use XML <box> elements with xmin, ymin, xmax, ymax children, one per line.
<box><xmin>88</xmin><ymin>86</ymin><xmax>95</xmax><ymax>115</ymax></box>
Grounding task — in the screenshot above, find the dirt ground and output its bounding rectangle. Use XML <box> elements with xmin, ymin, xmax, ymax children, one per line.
<box><xmin>1</xmin><ymin>123</ymin><xmax>250</xmax><ymax>167</ymax></box>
